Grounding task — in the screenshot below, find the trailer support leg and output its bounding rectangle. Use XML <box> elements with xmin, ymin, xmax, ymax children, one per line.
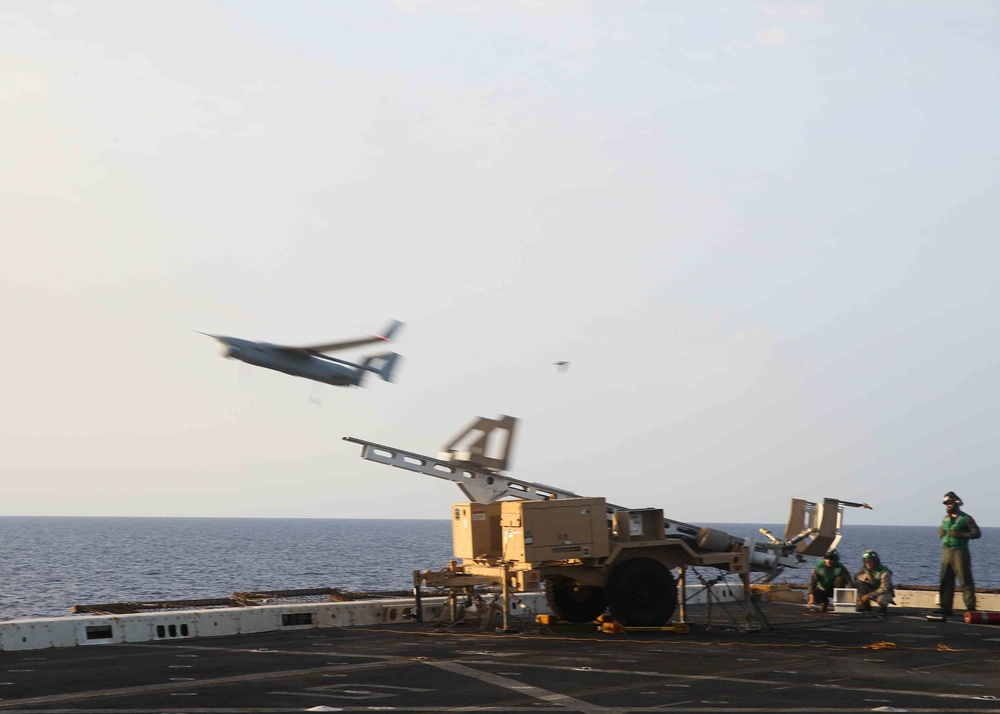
<box><xmin>499</xmin><ymin>561</ymin><xmax>515</xmax><ymax>633</ymax></box>
<box><xmin>741</xmin><ymin>571</ymin><xmax>752</xmax><ymax>632</ymax></box>
<box><xmin>678</xmin><ymin>565</ymin><xmax>687</xmax><ymax>624</ymax></box>
<box><xmin>412</xmin><ymin>570</ymin><xmax>423</xmax><ymax>623</ymax></box>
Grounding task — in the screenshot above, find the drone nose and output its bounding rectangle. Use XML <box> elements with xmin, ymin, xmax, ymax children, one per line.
<box><xmin>216</xmin><ymin>338</ymin><xmax>245</xmax><ymax>359</ymax></box>
<box><xmin>197</xmin><ymin>332</ymin><xmax>239</xmax><ymax>359</ymax></box>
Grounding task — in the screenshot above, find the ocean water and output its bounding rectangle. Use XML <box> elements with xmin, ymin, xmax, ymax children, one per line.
<box><xmin>0</xmin><ymin>517</ymin><xmax>995</xmax><ymax>621</ymax></box>
<box><xmin>0</xmin><ymin>517</ymin><xmax>453</xmax><ymax>620</ymax></box>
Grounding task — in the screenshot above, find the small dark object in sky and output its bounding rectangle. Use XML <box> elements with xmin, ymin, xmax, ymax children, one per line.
<box><xmin>554</xmin><ymin>361</ymin><xmax>570</xmax><ymax>372</ymax></box>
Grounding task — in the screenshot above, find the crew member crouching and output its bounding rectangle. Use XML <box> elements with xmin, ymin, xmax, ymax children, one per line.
<box><xmin>807</xmin><ymin>549</ymin><xmax>853</xmax><ymax>612</ymax></box>
<box><xmin>855</xmin><ymin>549</ymin><xmax>895</xmax><ymax>614</ymax></box>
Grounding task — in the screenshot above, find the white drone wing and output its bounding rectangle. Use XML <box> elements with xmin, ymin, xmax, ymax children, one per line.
<box><xmin>299</xmin><ymin>320</ymin><xmax>403</xmax><ymax>354</ymax></box>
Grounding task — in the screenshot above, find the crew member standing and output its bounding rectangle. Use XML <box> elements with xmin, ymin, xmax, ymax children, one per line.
<box><xmin>937</xmin><ymin>491</ymin><xmax>981</xmax><ymax>616</ymax></box>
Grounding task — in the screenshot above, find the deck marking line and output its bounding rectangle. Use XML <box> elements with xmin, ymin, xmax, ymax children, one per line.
<box><xmin>814</xmin><ymin>681</ymin><xmax>1000</xmax><ymax>701</ymax></box>
<box><xmin>428</xmin><ymin>660</ymin><xmax>610</xmax><ymax>713</ymax></box>
<box><xmin>461</xmin><ymin>659</ymin><xmax>1000</xmax><ymax>704</ymax></box>
<box><xmin>128</xmin><ymin>642</ymin><xmax>399</xmax><ymax>660</ymax></box>
<box><xmin>0</xmin><ymin>659</ymin><xmax>409</xmax><ymax>709</ymax></box>
<box><xmin>11</xmin><ymin>707</ymin><xmax>1000</xmax><ymax>713</ymax></box>
<box><xmin>908</xmin><ymin>660</ymin><xmax>966</xmax><ymax>671</ymax></box>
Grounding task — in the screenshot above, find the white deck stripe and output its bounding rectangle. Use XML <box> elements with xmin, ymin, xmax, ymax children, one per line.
<box><xmin>428</xmin><ymin>659</ymin><xmax>613</xmax><ymax>713</ymax></box>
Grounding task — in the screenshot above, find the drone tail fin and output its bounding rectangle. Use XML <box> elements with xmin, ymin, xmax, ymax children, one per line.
<box><xmin>357</xmin><ymin>352</ymin><xmax>401</xmax><ymax>385</ymax></box>
<box><xmin>376</xmin><ymin>319</ymin><xmax>404</xmax><ymax>342</ymax></box>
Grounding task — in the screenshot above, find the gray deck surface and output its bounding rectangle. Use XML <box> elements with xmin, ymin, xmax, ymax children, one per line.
<box><xmin>1</xmin><ymin>603</ymin><xmax>999</xmax><ymax>713</ymax></box>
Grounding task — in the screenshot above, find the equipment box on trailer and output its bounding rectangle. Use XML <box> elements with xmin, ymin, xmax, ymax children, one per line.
<box><xmin>500</xmin><ymin>498</ymin><xmax>610</xmax><ymax>562</ymax></box>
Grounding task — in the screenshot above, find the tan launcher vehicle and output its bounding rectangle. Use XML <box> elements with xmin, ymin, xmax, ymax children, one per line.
<box><xmin>345</xmin><ymin>415</ymin><xmax>870</xmax><ymax>627</ymax></box>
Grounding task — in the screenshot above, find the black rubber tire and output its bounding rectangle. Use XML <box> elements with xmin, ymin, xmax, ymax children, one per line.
<box><xmin>544</xmin><ymin>576</ymin><xmax>607</xmax><ymax>623</ymax></box>
<box><xmin>605</xmin><ymin>557</ymin><xmax>677</xmax><ymax>626</ymax></box>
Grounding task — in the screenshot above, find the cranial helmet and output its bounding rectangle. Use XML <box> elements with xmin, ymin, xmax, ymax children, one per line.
<box><xmin>862</xmin><ymin>549</ymin><xmax>879</xmax><ymax>563</ymax></box>
<box><xmin>943</xmin><ymin>491</ymin><xmax>963</xmax><ymax>506</ymax></box>
<box><xmin>824</xmin><ymin>549</ymin><xmax>839</xmax><ymax>560</ymax></box>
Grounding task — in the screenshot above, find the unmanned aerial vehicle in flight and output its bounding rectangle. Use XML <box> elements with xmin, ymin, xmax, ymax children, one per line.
<box><xmin>199</xmin><ymin>320</ymin><xmax>403</xmax><ymax>388</ymax></box>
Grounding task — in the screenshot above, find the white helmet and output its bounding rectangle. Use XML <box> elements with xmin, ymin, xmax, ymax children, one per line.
<box><xmin>943</xmin><ymin>491</ymin><xmax>963</xmax><ymax>506</ymax></box>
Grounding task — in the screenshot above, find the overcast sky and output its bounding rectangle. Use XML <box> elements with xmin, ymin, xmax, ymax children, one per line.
<box><xmin>2</xmin><ymin>1</ymin><xmax>997</xmax><ymax>527</ymax></box>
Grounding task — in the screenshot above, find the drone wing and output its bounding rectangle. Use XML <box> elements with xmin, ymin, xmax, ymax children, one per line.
<box><xmin>299</xmin><ymin>320</ymin><xmax>403</xmax><ymax>354</ymax></box>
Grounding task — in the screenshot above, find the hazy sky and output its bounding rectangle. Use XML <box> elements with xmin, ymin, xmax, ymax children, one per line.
<box><xmin>2</xmin><ymin>1</ymin><xmax>997</xmax><ymax>527</ymax></box>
